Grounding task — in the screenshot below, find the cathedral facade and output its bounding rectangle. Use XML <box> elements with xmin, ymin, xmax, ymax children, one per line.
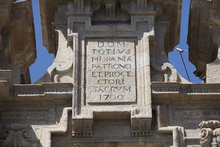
<box><xmin>0</xmin><ymin>0</ymin><xmax>220</xmax><ymax>147</ymax></box>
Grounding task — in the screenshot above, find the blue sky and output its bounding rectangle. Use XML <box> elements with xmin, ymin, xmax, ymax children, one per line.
<box><xmin>168</xmin><ymin>0</ymin><xmax>201</xmax><ymax>83</ymax></box>
<box><xmin>29</xmin><ymin>0</ymin><xmax>201</xmax><ymax>83</ymax></box>
<box><xmin>29</xmin><ymin>0</ymin><xmax>54</xmax><ymax>83</ymax></box>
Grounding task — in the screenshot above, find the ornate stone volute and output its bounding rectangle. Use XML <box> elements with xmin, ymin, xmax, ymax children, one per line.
<box><xmin>199</xmin><ymin>120</ymin><xmax>220</xmax><ymax>147</ymax></box>
<box><xmin>0</xmin><ymin>124</ymin><xmax>39</xmax><ymax>147</ymax></box>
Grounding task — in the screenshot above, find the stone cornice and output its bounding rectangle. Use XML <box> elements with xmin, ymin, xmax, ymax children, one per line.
<box><xmin>0</xmin><ymin>77</ymin><xmax>72</xmax><ymax>103</ymax></box>
<box><xmin>152</xmin><ymin>82</ymin><xmax>220</xmax><ymax>105</ymax></box>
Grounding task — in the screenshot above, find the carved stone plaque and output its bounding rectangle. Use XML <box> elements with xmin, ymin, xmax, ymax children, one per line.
<box><xmin>86</xmin><ymin>39</ymin><xmax>136</xmax><ymax>103</ymax></box>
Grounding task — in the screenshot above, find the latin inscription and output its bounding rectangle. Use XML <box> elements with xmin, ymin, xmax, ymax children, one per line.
<box><xmin>86</xmin><ymin>40</ymin><xmax>136</xmax><ymax>103</ymax></box>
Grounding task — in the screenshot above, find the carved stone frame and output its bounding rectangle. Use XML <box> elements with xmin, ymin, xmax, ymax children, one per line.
<box><xmin>68</xmin><ymin>15</ymin><xmax>153</xmax><ymax>136</ymax></box>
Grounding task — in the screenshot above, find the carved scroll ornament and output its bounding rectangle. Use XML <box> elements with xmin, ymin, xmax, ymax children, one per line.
<box><xmin>0</xmin><ymin>124</ymin><xmax>39</xmax><ymax>147</ymax></box>
<box><xmin>199</xmin><ymin>120</ymin><xmax>220</xmax><ymax>147</ymax></box>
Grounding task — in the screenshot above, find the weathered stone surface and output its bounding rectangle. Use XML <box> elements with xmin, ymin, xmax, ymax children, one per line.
<box><xmin>39</xmin><ymin>0</ymin><xmax>64</xmax><ymax>54</ymax></box>
<box><xmin>206</xmin><ymin>48</ymin><xmax>220</xmax><ymax>83</ymax></box>
<box><xmin>67</xmin><ymin>0</ymin><xmax>153</xmax><ymax>136</ymax></box>
<box><xmin>2</xmin><ymin>0</ymin><xmax>220</xmax><ymax>147</ymax></box>
<box><xmin>188</xmin><ymin>0</ymin><xmax>220</xmax><ymax>82</ymax></box>
<box><xmin>86</xmin><ymin>40</ymin><xmax>136</xmax><ymax>103</ymax></box>
<box><xmin>0</xmin><ymin>0</ymin><xmax>36</xmax><ymax>84</ymax></box>
<box><xmin>0</xmin><ymin>124</ymin><xmax>40</xmax><ymax>147</ymax></box>
<box><xmin>199</xmin><ymin>120</ymin><xmax>220</xmax><ymax>147</ymax></box>
<box><xmin>151</xmin><ymin>0</ymin><xmax>189</xmax><ymax>83</ymax></box>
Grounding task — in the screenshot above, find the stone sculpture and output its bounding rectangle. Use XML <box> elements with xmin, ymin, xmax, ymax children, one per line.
<box><xmin>200</xmin><ymin>120</ymin><xmax>220</xmax><ymax>147</ymax></box>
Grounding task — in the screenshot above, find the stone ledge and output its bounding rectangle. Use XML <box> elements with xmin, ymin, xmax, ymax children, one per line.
<box><xmin>0</xmin><ymin>82</ymin><xmax>72</xmax><ymax>102</ymax></box>
<box><xmin>152</xmin><ymin>82</ymin><xmax>220</xmax><ymax>104</ymax></box>
<box><xmin>152</xmin><ymin>82</ymin><xmax>220</xmax><ymax>95</ymax></box>
<box><xmin>13</xmin><ymin>83</ymin><xmax>73</xmax><ymax>100</ymax></box>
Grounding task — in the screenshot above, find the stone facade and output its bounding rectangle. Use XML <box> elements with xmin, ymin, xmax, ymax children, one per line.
<box><xmin>0</xmin><ymin>0</ymin><xmax>220</xmax><ymax>147</ymax></box>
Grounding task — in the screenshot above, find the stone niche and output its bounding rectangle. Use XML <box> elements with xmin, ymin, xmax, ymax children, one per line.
<box><xmin>69</xmin><ymin>0</ymin><xmax>152</xmax><ymax>137</ymax></box>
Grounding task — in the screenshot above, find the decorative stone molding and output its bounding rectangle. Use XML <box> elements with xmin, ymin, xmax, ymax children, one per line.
<box><xmin>91</xmin><ymin>0</ymin><xmax>130</xmax><ymax>24</ymax></box>
<box><xmin>199</xmin><ymin>120</ymin><xmax>220</xmax><ymax>147</ymax></box>
<box><xmin>131</xmin><ymin>111</ymin><xmax>152</xmax><ymax>136</ymax></box>
<box><xmin>152</xmin><ymin>82</ymin><xmax>220</xmax><ymax>95</ymax></box>
<box><xmin>158</xmin><ymin>126</ymin><xmax>186</xmax><ymax>147</ymax></box>
<box><xmin>151</xmin><ymin>61</ymin><xmax>180</xmax><ymax>82</ymax></box>
<box><xmin>2</xmin><ymin>0</ymin><xmax>220</xmax><ymax>147</ymax></box>
<box><xmin>0</xmin><ymin>70</ymin><xmax>13</xmax><ymax>101</ymax></box>
<box><xmin>13</xmin><ymin>83</ymin><xmax>72</xmax><ymax>99</ymax></box>
<box><xmin>35</xmin><ymin>107</ymin><xmax>71</xmax><ymax>147</ymax></box>
<box><xmin>38</xmin><ymin>0</ymin><xmax>186</xmax><ymax>138</ymax></box>
<box><xmin>157</xmin><ymin>105</ymin><xmax>186</xmax><ymax>147</ymax></box>
<box><xmin>73</xmin><ymin>0</ymin><xmax>84</xmax><ymax>12</ymax></box>
<box><xmin>36</xmin><ymin>28</ymin><xmax>73</xmax><ymax>83</ymax></box>
<box><xmin>72</xmin><ymin>117</ymin><xmax>93</xmax><ymax>137</ymax></box>
<box><xmin>0</xmin><ymin>124</ymin><xmax>40</xmax><ymax>147</ymax></box>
